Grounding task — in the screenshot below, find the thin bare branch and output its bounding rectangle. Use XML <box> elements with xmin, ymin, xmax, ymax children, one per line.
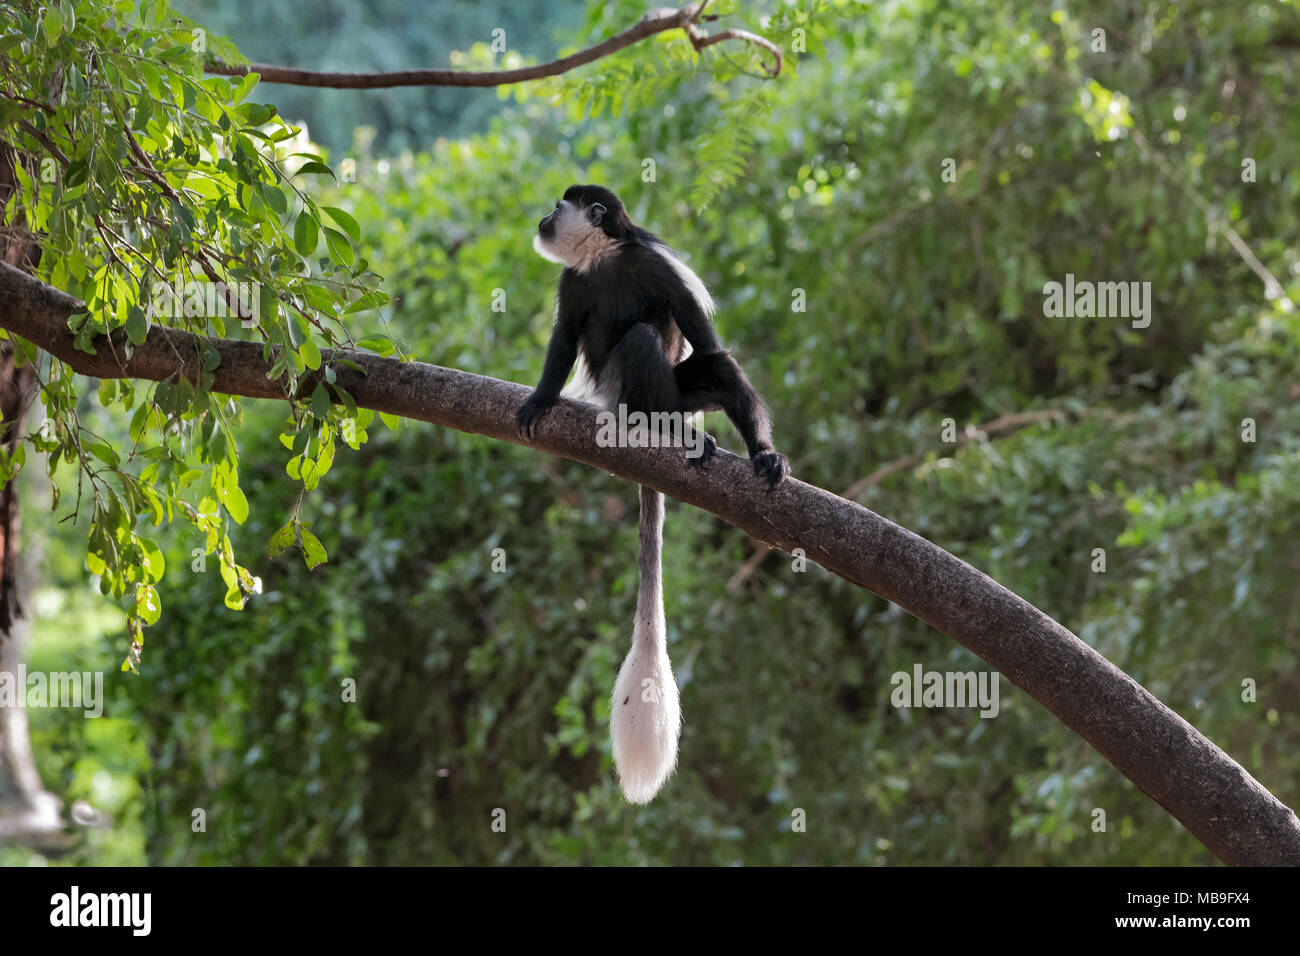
<box><xmin>12</xmin><ymin>121</ymin><xmax>69</xmax><ymax>166</ymax></box>
<box><xmin>1132</xmin><ymin>127</ymin><xmax>1294</xmax><ymax>311</ymax></box>
<box><xmin>684</xmin><ymin>23</ymin><xmax>782</xmax><ymax>76</ymax></box>
<box><xmin>204</xmin><ymin>4</ymin><xmax>782</xmax><ymax>88</ymax></box>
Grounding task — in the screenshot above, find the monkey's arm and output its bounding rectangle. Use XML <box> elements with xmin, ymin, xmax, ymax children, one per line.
<box><xmin>517</xmin><ymin>320</ymin><xmax>579</xmax><ymax>440</ymax></box>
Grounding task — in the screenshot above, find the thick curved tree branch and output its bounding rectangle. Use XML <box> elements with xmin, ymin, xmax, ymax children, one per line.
<box><xmin>728</xmin><ymin>409</ymin><xmax>1077</xmax><ymax>591</ymax></box>
<box><xmin>205</xmin><ymin>4</ymin><xmax>783</xmax><ymax>88</ymax></box>
<box><xmin>0</xmin><ymin>260</ymin><xmax>1297</xmax><ymax>865</ymax></box>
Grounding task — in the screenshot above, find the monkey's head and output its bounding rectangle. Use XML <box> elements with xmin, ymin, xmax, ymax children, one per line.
<box><xmin>534</xmin><ymin>184</ymin><xmax>634</xmax><ymax>272</ymax></box>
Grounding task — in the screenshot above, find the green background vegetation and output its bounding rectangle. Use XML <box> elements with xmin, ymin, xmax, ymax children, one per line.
<box><xmin>3</xmin><ymin>0</ymin><xmax>1298</xmax><ymax>865</ymax></box>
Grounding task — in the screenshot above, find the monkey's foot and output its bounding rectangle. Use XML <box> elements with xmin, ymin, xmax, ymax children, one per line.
<box><xmin>752</xmin><ymin>450</ymin><xmax>789</xmax><ymax>489</ymax></box>
<box><xmin>687</xmin><ymin>432</ymin><xmax>717</xmax><ymax>470</ymax></box>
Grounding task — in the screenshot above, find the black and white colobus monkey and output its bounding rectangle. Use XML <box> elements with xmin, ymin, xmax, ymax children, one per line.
<box><xmin>519</xmin><ymin>184</ymin><xmax>788</xmax><ymax>803</ymax></box>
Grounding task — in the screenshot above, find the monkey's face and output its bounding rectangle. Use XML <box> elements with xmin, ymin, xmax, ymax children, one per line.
<box><xmin>533</xmin><ymin>199</ymin><xmax>605</xmax><ymax>270</ymax></box>
<box><xmin>533</xmin><ymin>186</ymin><xmax>625</xmax><ymax>273</ymax></box>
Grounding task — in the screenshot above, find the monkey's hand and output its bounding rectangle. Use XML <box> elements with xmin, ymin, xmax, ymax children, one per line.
<box><xmin>516</xmin><ymin>394</ymin><xmax>554</xmax><ymax>441</ymax></box>
<box><xmin>751</xmin><ymin>449</ymin><xmax>789</xmax><ymax>490</ymax></box>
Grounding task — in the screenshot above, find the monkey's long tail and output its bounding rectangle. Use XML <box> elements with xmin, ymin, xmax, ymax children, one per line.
<box><xmin>609</xmin><ymin>484</ymin><xmax>682</xmax><ymax>803</ymax></box>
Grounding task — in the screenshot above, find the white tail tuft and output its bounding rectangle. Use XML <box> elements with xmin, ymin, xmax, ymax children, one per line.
<box><xmin>610</xmin><ymin>638</ymin><xmax>681</xmax><ymax>803</ymax></box>
<box><xmin>610</xmin><ymin>486</ymin><xmax>681</xmax><ymax>803</ymax></box>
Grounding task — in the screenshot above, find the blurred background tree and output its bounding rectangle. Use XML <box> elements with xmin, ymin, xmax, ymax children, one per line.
<box><xmin>5</xmin><ymin>0</ymin><xmax>1299</xmax><ymax>865</ymax></box>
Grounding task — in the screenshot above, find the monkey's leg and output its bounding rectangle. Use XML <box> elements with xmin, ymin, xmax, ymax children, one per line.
<box><xmin>673</xmin><ymin>349</ymin><xmax>788</xmax><ymax>487</ymax></box>
<box><xmin>601</xmin><ymin>324</ymin><xmax>715</xmax><ymax>465</ymax></box>
<box><xmin>605</xmin><ymin>323</ymin><xmax>679</xmax><ymax>412</ymax></box>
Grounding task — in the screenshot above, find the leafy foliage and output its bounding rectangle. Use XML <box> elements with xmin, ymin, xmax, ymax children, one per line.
<box><xmin>1</xmin><ymin>0</ymin><xmax>392</xmax><ymax>661</ymax></box>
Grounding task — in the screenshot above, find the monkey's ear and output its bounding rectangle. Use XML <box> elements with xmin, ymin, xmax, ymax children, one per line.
<box><xmin>588</xmin><ymin>203</ymin><xmax>607</xmax><ymax>226</ymax></box>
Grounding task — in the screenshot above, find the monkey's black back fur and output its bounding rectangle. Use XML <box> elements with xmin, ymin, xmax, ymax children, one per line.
<box><xmin>555</xmin><ymin>237</ymin><xmax>695</xmax><ymax>385</ymax></box>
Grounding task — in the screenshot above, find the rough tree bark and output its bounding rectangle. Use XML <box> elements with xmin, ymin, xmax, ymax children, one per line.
<box><xmin>1</xmin><ymin>259</ymin><xmax>1297</xmax><ymax>865</ymax></box>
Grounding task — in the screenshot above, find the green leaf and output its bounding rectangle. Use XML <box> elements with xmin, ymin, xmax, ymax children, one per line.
<box><xmin>345</xmin><ymin>289</ymin><xmax>390</xmax><ymax>314</ymax></box>
<box><xmin>64</xmin><ymin>159</ymin><xmax>89</xmax><ymax>188</ymax></box>
<box><xmin>232</xmin><ymin>72</ymin><xmax>260</xmax><ymax>104</ymax></box>
<box><xmin>299</xmin><ymin>335</ymin><xmax>321</xmax><ymax>370</ymax></box>
<box><xmin>260</xmin><ymin>181</ymin><xmax>287</xmax><ymax>215</ymax></box>
<box><xmin>267</xmin><ymin>521</ymin><xmax>294</xmax><ymax>558</ymax></box>
<box><xmin>356</xmin><ymin>336</ymin><xmax>394</xmax><ymax>356</ymax></box>
<box><xmin>310</xmin><ymin>383</ymin><xmax>331</xmax><ymax>420</ymax></box>
<box><xmin>223</xmin><ymin>585</ymin><xmax>246</xmax><ymax>610</ymax></box>
<box><xmin>293</xmin><ymin>212</ymin><xmax>318</xmax><ymax>256</ymax></box>
<box><xmin>140</xmin><ymin>538</ymin><xmax>166</xmax><ymax>583</ymax></box>
<box><xmin>208</xmin><ymin>422</ymin><xmax>229</xmax><ymax>465</ymax></box>
<box><xmin>220</xmin><ymin>481</ymin><xmax>249</xmax><ymax>524</ymax></box>
<box><xmin>84</xmin><ymin>440</ymin><xmax>120</xmax><ymax>467</ymax></box>
<box><xmin>125</xmin><ymin>305</ymin><xmax>149</xmax><ymax>345</ymax></box>
<box><xmin>302</xmin><ymin>282</ymin><xmax>341</xmax><ymax>314</ymax></box>
<box><xmin>259</xmin><ymin>284</ymin><xmax>278</xmax><ymax>325</ymax></box>
<box><xmin>236</xmin><ymin>102</ymin><xmax>273</xmax><ymax>126</ymax></box>
<box><xmin>135</xmin><ymin>583</ymin><xmax>161</xmax><ymax>626</ymax></box>
<box><xmin>98</xmin><ymin>378</ymin><xmax>118</xmax><ymax>407</ymax></box>
<box><xmin>42</xmin><ymin>6</ymin><xmax>64</xmax><ymax>43</ymax></box>
<box><xmin>129</xmin><ymin>403</ymin><xmax>152</xmax><ymax>443</ymax></box>
<box><xmin>300</xmin><ymin>528</ymin><xmax>327</xmax><ymax>569</ymax></box>
<box><xmin>321</xmin><ymin>205</ymin><xmax>360</xmax><ymax>242</ymax></box>
<box><xmin>300</xmin><ymin>456</ymin><xmax>320</xmax><ymax>490</ymax></box>
<box><xmin>139</xmin><ymin>60</ymin><xmax>163</xmax><ymax>98</ymax></box>
<box><xmin>200</xmin><ymin>341</ymin><xmax>222</xmax><ymax>371</ymax></box>
<box><xmin>323</xmin><ymin>227</ymin><xmax>354</xmax><ymax>267</ymax></box>
<box><xmin>296</xmin><ymin>161</ymin><xmax>335</xmax><ymax>177</ymax></box>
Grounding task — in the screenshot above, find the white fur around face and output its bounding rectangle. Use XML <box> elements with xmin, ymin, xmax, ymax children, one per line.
<box><xmin>533</xmin><ymin>200</ymin><xmax>620</xmax><ymax>274</ymax></box>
